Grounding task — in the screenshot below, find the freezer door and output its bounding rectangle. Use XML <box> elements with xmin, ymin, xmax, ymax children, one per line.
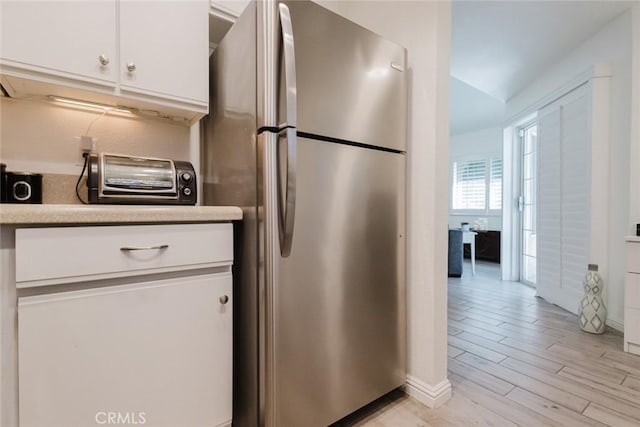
<box><xmin>274</xmin><ymin>137</ymin><xmax>406</xmax><ymax>426</ymax></box>
<box><xmin>279</xmin><ymin>0</ymin><xmax>407</xmax><ymax>152</ymax></box>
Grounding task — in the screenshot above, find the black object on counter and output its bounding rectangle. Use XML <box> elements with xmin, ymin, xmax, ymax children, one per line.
<box><xmin>0</xmin><ymin>163</ymin><xmax>6</xmax><ymax>202</ymax></box>
<box><xmin>5</xmin><ymin>172</ymin><xmax>43</xmax><ymax>204</ymax></box>
<box><xmin>637</xmin><ymin>224</ymin><xmax>640</xmax><ymax>237</ymax></box>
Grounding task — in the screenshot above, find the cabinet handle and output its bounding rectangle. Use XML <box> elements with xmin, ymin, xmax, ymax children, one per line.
<box><xmin>98</xmin><ymin>54</ymin><xmax>110</xmax><ymax>66</ymax></box>
<box><xmin>126</xmin><ymin>63</ymin><xmax>136</xmax><ymax>72</ymax></box>
<box><xmin>120</xmin><ymin>244</ymin><xmax>169</xmax><ymax>252</ymax></box>
<box><xmin>219</xmin><ymin>295</ymin><xmax>229</xmax><ymax>305</ymax></box>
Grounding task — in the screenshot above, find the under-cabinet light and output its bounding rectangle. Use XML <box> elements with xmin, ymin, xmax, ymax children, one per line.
<box><xmin>48</xmin><ymin>96</ymin><xmax>134</xmax><ymax>114</ymax></box>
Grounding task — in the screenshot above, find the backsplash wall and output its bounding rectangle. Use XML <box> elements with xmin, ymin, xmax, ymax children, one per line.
<box><xmin>0</xmin><ymin>96</ymin><xmax>191</xmax><ymax>175</ymax></box>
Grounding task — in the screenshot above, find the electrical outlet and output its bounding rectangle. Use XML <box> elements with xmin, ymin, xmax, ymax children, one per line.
<box><xmin>80</xmin><ymin>135</ymin><xmax>95</xmax><ymax>152</ymax></box>
<box><xmin>77</xmin><ymin>135</ymin><xmax>96</xmax><ymax>164</ymax></box>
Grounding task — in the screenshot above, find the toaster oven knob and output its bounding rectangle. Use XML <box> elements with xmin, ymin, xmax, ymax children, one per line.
<box><xmin>182</xmin><ymin>187</ymin><xmax>192</xmax><ymax>197</ymax></box>
<box><xmin>181</xmin><ymin>172</ymin><xmax>193</xmax><ymax>182</ymax></box>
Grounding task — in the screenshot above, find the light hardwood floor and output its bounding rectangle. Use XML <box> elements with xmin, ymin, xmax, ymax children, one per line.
<box><xmin>341</xmin><ymin>261</ymin><xmax>640</xmax><ymax>426</ymax></box>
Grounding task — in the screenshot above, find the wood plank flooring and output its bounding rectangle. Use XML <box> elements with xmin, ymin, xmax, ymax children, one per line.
<box><xmin>344</xmin><ymin>261</ymin><xmax>640</xmax><ymax>426</ymax></box>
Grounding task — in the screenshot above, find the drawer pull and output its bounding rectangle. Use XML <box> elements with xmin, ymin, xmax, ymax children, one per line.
<box><xmin>120</xmin><ymin>244</ymin><xmax>169</xmax><ymax>252</ymax></box>
<box><xmin>219</xmin><ymin>295</ymin><xmax>229</xmax><ymax>305</ymax></box>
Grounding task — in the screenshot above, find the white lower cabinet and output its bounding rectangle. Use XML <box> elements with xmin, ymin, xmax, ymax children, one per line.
<box><xmin>8</xmin><ymin>223</ymin><xmax>234</xmax><ymax>427</ymax></box>
<box><xmin>18</xmin><ymin>273</ymin><xmax>232</xmax><ymax>427</ymax></box>
<box><xmin>626</xmin><ymin>239</ymin><xmax>640</xmax><ymax>355</ymax></box>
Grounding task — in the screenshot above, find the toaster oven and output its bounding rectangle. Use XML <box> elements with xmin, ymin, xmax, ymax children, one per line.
<box><xmin>87</xmin><ymin>153</ymin><xmax>197</xmax><ymax>205</ymax></box>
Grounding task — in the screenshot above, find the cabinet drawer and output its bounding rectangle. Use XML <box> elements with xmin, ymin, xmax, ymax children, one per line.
<box><xmin>625</xmin><ymin>307</ymin><xmax>640</xmax><ymax>345</ymax></box>
<box><xmin>16</xmin><ymin>223</ymin><xmax>232</xmax><ymax>287</ymax></box>
<box><xmin>627</xmin><ymin>273</ymin><xmax>640</xmax><ymax>310</ymax></box>
<box><xmin>627</xmin><ymin>241</ymin><xmax>640</xmax><ymax>273</ymax></box>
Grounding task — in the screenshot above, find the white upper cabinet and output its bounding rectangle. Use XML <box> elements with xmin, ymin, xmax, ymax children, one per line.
<box><xmin>0</xmin><ymin>0</ymin><xmax>209</xmax><ymax>122</ymax></box>
<box><xmin>0</xmin><ymin>1</ymin><xmax>117</xmax><ymax>86</ymax></box>
<box><xmin>120</xmin><ymin>1</ymin><xmax>209</xmax><ymax>105</ymax></box>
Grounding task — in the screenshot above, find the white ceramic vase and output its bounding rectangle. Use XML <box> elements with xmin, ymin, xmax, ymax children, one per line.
<box><xmin>578</xmin><ymin>264</ymin><xmax>607</xmax><ymax>334</ymax></box>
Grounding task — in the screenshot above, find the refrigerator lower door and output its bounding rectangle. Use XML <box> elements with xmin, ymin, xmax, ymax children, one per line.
<box><xmin>272</xmin><ymin>136</ymin><xmax>406</xmax><ymax>426</ymax></box>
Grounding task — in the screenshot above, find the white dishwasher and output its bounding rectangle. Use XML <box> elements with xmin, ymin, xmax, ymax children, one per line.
<box><xmin>15</xmin><ymin>224</ymin><xmax>233</xmax><ymax>427</ymax></box>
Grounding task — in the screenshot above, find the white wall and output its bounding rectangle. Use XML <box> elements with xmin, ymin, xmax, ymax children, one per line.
<box><xmin>318</xmin><ymin>0</ymin><xmax>452</xmax><ymax>407</ymax></box>
<box><xmin>506</xmin><ymin>10</ymin><xmax>633</xmax><ymax>329</ymax></box>
<box><xmin>0</xmin><ymin>97</ymin><xmax>191</xmax><ymax>176</ymax></box>
<box><xmin>449</xmin><ymin>126</ymin><xmax>503</xmax><ymax>230</ymax></box>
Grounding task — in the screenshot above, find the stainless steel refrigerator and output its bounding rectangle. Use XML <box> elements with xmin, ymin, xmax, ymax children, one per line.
<box><xmin>202</xmin><ymin>1</ymin><xmax>406</xmax><ymax>426</ymax></box>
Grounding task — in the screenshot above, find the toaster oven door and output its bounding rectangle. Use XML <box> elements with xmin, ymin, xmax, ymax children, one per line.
<box><xmin>101</xmin><ymin>155</ymin><xmax>177</xmax><ymax>197</ymax></box>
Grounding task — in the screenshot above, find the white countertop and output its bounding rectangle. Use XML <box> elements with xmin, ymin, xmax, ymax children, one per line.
<box><xmin>0</xmin><ymin>204</ymin><xmax>242</xmax><ymax>225</ymax></box>
<box><xmin>626</xmin><ymin>236</ymin><xmax>640</xmax><ymax>243</ymax></box>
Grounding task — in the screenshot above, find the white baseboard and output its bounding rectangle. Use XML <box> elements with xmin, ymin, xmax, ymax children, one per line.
<box><xmin>404</xmin><ymin>375</ymin><xmax>451</xmax><ymax>409</ymax></box>
<box><xmin>606</xmin><ymin>317</ymin><xmax>624</xmax><ymax>332</ymax></box>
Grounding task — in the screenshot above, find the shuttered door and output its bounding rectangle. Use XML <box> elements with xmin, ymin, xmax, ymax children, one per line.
<box><xmin>537</xmin><ymin>105</ymin><xmax>562</xmax><ymax>301</ymax></box>
<box><xmin>536</xmin><ymin>83</ymin><xmax>591</xmax><ymax>311</ymax></box>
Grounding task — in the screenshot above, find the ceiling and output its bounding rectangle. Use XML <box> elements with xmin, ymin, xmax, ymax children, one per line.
<box><xmin>451</xmin><ymin>0</ymin><xmax>637</xmax><ymax>103</ymax></box>
<box><xmin>450</xmin><ymin>77</ymin><xmax>504</xmax><ymax>135</ymax></box>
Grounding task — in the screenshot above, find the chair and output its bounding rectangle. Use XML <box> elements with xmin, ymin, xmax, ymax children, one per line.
<box><xmin>448</xmin><ymin>229</ymin><xmax>463</xmax><ymax>277</ymax></box>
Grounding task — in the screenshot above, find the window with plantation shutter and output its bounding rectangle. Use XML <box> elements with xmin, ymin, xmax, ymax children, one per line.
<box><xmin>452</xmin><ymin>160</ymin><xmax>486</xmax><ymax>210</ymax></box>
<box><xmin>451</xmin><ymin>157</ymin><xmax>502</xmax><ymax>212</ymax></box>
<box><xmin>489</xmin><ymin>159</ymin><xmax>502</xmax><ymax>210</ymax></box>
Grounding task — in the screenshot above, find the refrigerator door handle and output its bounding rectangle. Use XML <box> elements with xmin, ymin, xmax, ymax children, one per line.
<box><xmin>277</xmin><ymin>2</ymin><xmax>297</xmax><ymax>257</ymax></box>
<box><xmin>278</xmin><ymin>2</ymin><xmax>297</xmax><ymax>129</ymax></box>
<box><xmin>278</xmin><ymin>127</ymin><xmax>297</xmax><ymax>257</ymax></box>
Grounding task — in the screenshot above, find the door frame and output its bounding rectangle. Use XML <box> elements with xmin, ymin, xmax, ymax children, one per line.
<box><xmin>501</xmin><ymin>112</ymin><xmax>536</xmax><ymax>282</ymax></box>
<box><xmin>518</xmin><ymin>120</ymin><xmax>537</xmax><ymax>287</ymax></box>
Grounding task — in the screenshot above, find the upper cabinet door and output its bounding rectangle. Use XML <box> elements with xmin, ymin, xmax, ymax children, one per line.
<box><xmin>0</xmin><ymin>1</ymin><xmax>117</xmax><ymax>86</ymax></box>
<box><xmin>119</xmin><ymin>0</ymin><xmax>209</xmax><ymax>105</ymax></box>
